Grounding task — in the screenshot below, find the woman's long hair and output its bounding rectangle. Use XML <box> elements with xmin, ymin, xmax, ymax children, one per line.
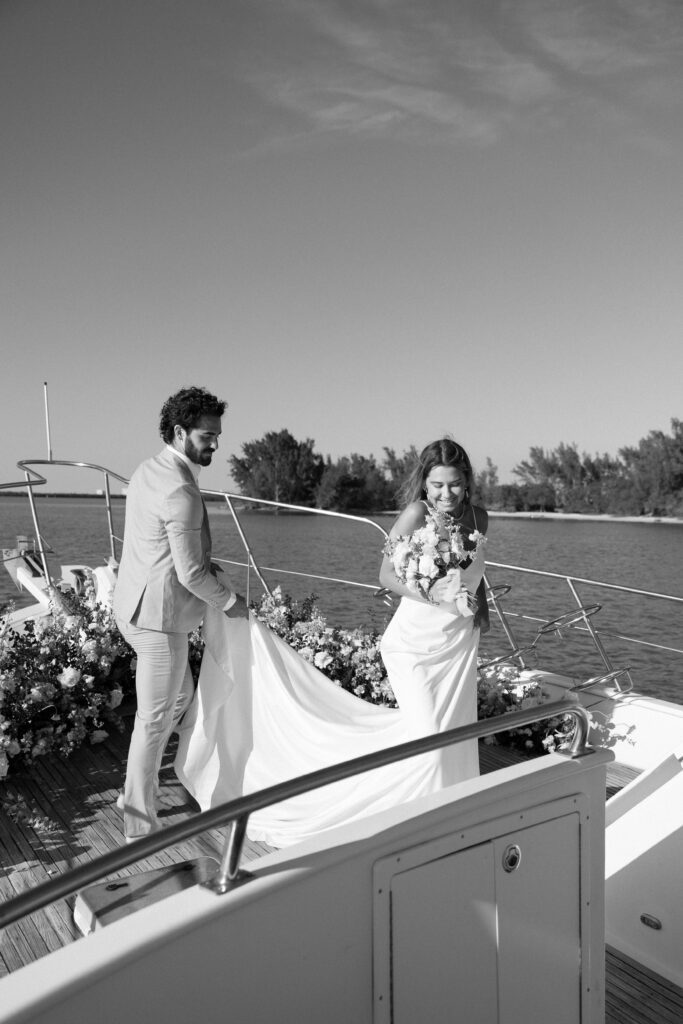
<box><xmin>399</xmin><ymin>438</ymin><xmax>474</xmax><ymax>507</ymax></box>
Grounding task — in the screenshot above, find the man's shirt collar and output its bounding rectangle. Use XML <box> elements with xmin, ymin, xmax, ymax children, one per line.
<box><xmin>167</xmin><ymin>444</ymin><xmax>201</xmax><ymax>481</ymax></box>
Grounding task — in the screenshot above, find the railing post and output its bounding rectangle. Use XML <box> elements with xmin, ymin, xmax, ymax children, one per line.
<box><xmin>223</xmin><ymin>494</ymin><xmax>272</xmax><ymax>597</ymax></box>
<box><xmin>561</xmin><ymin>705</ymin><xmax>593</xmax><ymax>758</ymax></box>
<box><xmin>102</xmin><ymin>472</ymin><xmax>118</xmax><ymax>564</ymax></box>
<box><xmin>484</xmin><ymin>571</ymin><xmax>523</xmax><ymax>659</ymax></box>
<box><xmin>567</xmin><ymin>579</ymin><xmax>614</xmax><ymax>671</ymax></box>
<box><xmin>24</xmin><ymin>469</ymin><xmax>53</xmax><ymax>587</ymax></box>
<box><xmin>204</xmin><ymin>814</ymin><xmax>253</xmax><ymax>894</ymax></box>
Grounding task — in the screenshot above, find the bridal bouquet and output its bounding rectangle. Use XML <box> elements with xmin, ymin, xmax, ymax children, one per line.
<box><xmin>384</xmin><ymin>520</ymin><xmax>486</xmax><ymax>614</ymax></box>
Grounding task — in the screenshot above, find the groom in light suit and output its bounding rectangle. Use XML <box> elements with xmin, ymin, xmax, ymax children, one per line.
<box><xmin>113</xmin><ymin>385</ymin><xmax>248</xmax><ymax>842</ymax></box>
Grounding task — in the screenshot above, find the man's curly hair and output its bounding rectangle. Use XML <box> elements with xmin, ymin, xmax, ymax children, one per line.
<box><xmin>159</xmin><ymin>386</ymin><xmax>227</xmax><ymax>443</ymax></box>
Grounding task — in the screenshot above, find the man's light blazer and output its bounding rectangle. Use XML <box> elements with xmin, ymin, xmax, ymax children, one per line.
<box><xmin>113</xmin><ymin>448</ymin><xmax>233</xmax><ymax>633</ymax></box>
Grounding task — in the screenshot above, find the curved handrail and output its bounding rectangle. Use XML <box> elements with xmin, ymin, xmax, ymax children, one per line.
<box><xmin>486</xmin><ymin>560</ymin><xmax>683</xmax><ymax>605</ymax></box>
<box><xmin>482</xmin><ymin>561</ymin><xmax>683</xmax><ymax>676</ymax></box>
<box><xmin>9</xmin><ymin>459</ymin><xmax>386</xmax><ymax>536</ymax></box>
<box><xmin>8</xmin><ymin>459</ymin><xmax>388</xmax><ymax>601</ymax></box>
<box><xmin>570</xmin><ymin>668</ymin><xmax>632</xmax><ymax>693</ymax></box>
<box><xmin>11</xmin><ymin>460</ymin><xmax>129</xmax><ymax>578</ymax></box>
<box><xmin>14</xmin><ymin>458</ymin><xmax>130</xmax><ymax>489</ymax></box>
<box><xmin>0</xmin><ymin>698</ymin><xmax>590</xmax><ymax>928</ymax></box>
<box><xmin>208</xmin><ymin>490</ymin><xmax>387</xmax><ymax>600</ymax></box>
<box><xmin>536</xmin><ymin>604</ymin><xmax>603</xmax><ymax>636</ymax></box>
<box><xmin>202</xmin><ymin>487</ymin><xmax>389</xmax><ymax>537</ymax></box>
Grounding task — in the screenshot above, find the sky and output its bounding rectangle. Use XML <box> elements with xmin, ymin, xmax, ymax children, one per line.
<box><xmin>2</xmin><ymin>0</ymin><xmax>683</xmax><ymax>494</ymax></box>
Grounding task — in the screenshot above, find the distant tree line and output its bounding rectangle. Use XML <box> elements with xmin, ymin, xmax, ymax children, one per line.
<box><xmin>228</xmin><ymin>419</ymin><xmax>683</xmax><ymax>518</ymax></box>
<box><xmin>229</xmin><ymin>430</ymin><xmax>416</xmax><ymax>512</ymax></box>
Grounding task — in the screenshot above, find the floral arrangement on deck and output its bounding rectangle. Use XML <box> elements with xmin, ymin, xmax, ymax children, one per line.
<box><xmin>250</xmin><ymin>588</ymin><xmax>396</xmax><ymax>706</ymax></box>
<box><xmin>1</xmin><ymin>581</ymin><xmax>567</xmax><ymax>790</ymax></box>
<box><xmin>0</xmin><ymin>583</ymin><xmax>137</xmax><ymax>781</ymax></box>
<box><xmin>476</xmin><ymin>659</ymin><xmax>570</xmax><ymax>754</ymax></box>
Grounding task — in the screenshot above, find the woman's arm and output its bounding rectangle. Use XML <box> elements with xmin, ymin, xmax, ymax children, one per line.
<box><xmin>378</xmin><ymin>501</ymin><xmax>428</xmax><ymax>600</ymax></box>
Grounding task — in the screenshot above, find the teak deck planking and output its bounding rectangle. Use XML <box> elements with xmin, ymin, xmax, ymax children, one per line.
<box><xmin>0</xmin><ymin>719</ymin><xmax>273</xmax><ymax>977</ymax></box>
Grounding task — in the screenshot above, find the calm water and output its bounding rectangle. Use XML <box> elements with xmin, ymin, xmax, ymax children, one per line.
<box><xmin>2</xmin><ymin>496</ymin><xmax>682</xmax><ymax>701</ymax></box>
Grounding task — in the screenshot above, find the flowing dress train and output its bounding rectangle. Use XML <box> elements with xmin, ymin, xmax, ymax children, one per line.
<box><xmin>175</xmin><ymin>545</ymin><xmax>485</xmax><ymax>848</ymax></box>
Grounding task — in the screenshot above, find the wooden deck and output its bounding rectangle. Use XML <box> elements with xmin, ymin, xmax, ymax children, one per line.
<box><xmin>2</xmin><ymin>721</ymin><xmax>682</xmax><ymax>1023</ymax></box>
<box><xmin>0</xmin><ymin>711</ymin><xmax>274</xmax><ymax>976</ymax></box>
<box><xmin>605</xmin><ymin>947</ymin><xmax>683</xmax><ymax>1024</ymax></box>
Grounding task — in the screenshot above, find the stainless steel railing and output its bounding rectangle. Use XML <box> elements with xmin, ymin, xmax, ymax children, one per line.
<box><xmin>9</xmin><ymin>459</ymin><xmax>129</xmax><ymax>583</ymax></box>
<box><xmin>482</xmin><ymin>561</ymin><xmax>683</xmax><ymax>683</ymax></box>
<box><xmin>6</xmin><ymin>458</ymin><xmax>683</xmax><ymax>678</ymax></box>
<box><xmin>0</xmin><ymin>698</ymin><xmax>591</xmax><ymax>928</ymax></box>
<box><xmin>202</xmin><ymin>488</ymin><xmax>389</xmax><ymax>603</ymax></box>
<box><xmin>6</xmin><ymin>459</ymin><xmax>388</xmax><ymax>603</ymax></box>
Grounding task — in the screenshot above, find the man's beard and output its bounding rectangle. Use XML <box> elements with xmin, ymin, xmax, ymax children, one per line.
<box><xmin>184</xmin><ymin>437</ymin><xmax>213</xmax><ymax>466</ymax></box>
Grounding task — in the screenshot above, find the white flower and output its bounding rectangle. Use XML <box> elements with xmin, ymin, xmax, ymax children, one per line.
<box><xmin>417</xmin><ymin>553</ymin><xmax>437</xmax><ymax>578</ymax></box>
<box><xmin>0</xmin><ymin>674</ymin><xmax>16</xmax><ymax>695</ymax></box>
<box><xmin>81</xmin><ymin>639</ymin><xmax>99</xmax><ymax>662</ymax></box>
<box><xmin>405</xmin><ymin>567</ymin><xmax>420</xmax><ymax>589</ymax></box>
<box><xmin>90</xmin><ymin>729</ymin><xmax>109</xmax><ymax>744</ymax></box>
<box><xmin>389</xmin><ymin>538</ymin><xmax>412</xmax><ymax>573</ymax></box>
<box><xmin>108</xmin><ymin>688</ymin><xmax>123</xmax><ymax>709</ymax></box>
<box><xmin>314</xmin><ymin>651</ymin><xmax>334</xmax><ymax>670</ymax></box>
<box><xmin>0</xmin><ymin>751</ymin><xmax>8</xmax><ymax>778</ymax></box>
<box><xmin>420</xmin><ymin>522</ymin><xmax>439</xmax><ymax>546</ymax></box>
<box><xmin>58</xmin><ymin>666</ymin><xmax>81</xmax><ymax>689</ymax></box>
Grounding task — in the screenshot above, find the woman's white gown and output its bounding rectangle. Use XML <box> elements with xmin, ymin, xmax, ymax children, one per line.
<box><xmin>175</xmin><ymin>546</ymin><xmax>485</xmax><ymax>848</ymax></box>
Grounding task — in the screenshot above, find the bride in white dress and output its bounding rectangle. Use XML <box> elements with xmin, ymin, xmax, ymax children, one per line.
<box><xmin>175</xmin><ymin>438</ymin><xmax>489</xmax><ymax>848</ymax></box>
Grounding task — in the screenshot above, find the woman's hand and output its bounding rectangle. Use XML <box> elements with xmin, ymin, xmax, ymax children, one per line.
<box><xmin>428</xmin><ymin>570</ymin><xmax>461</xmax><ymax>604</ymax></box>
<box><xmin>429</xmin><ymin>573</ymin><xmax>474</xmax><ymax>617</ymax></box>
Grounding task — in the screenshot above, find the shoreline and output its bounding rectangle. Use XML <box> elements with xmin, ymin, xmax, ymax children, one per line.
<box><xmin>487</xmin><ymin>510</ymin><xmax>683</xmax><ymax>526</ymax></box>
<box><xmin>373</xmin><ymin>509</ymin><xmax>683</xmax><ymax>525</ymax></box>
<box><xmin>1</xmin><ymin>491</ymin><xmax>681</xmax><ymax>526</ymax></box>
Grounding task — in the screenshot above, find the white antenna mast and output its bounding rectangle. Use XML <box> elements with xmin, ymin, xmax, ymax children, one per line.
<box><xmin>43</xmin><ymin>381</ymin><xmax>53</xmax><ymax>460</ymax></box>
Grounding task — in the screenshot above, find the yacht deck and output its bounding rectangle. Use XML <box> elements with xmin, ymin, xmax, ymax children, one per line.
<box><xmin>1</xmin><ymin>717</ymin><xmax>681</xmax><ymax>1023</ymax></box>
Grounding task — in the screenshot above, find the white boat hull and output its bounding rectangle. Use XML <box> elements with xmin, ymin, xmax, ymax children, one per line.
<box><xmin>0</xmin><ymin>748</ymin><xmax>610</xmax><ymax>1024</ymax></box>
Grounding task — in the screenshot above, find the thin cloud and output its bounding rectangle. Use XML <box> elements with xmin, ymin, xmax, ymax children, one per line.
<box><xmin>235</xmin><ymin>0</ymin><xmax>683</xmax><ymax>148</ymax></box>
<box><xmin>237</xmin><ymin>0</ymin><xmax>540</xmax><ymax>144</ymax></box>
